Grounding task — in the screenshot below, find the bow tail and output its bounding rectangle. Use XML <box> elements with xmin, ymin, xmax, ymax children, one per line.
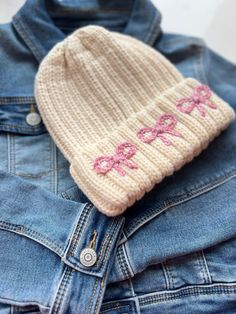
<box><xmin>196</xmin><ymin>103</ymin><xmax>207</xmax><ymax>117</ymax></box>
<box><xmin>113</xmin><ymin>163</ymin><xmax>126</xmax><ymax>176</ymax></box>
<box><xmin>166</xmin><ymin>130</ymin><xmax>182</xmax><ymax>138</ymax></box>
<box><xmin>122</xmin><ymin>159</ymin><xmax>138</xmax><ymax>170</ymax></box>
<box><xmin>158</xmin><ymin>134</ymin><xmax>172</xmax><ymax>146</ymax></box>
<box><xmin>207</xmin><ymin>100</ymin><xmax>217</xmax><ymax>109</ymax></box>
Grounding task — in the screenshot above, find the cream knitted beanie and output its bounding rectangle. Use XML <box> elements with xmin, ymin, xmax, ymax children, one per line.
<box><xmin>35</xmin><ymin>26</ymin><xmax>235</xmax><ymax>216</ymax></box>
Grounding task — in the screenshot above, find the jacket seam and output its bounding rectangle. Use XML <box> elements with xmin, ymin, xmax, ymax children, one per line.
<box><xmin>194</xmin><ymin>44</ymin><xmax>209</xmax><ymax>84</ymax></box>
<box><xmin>12</xmin><ymin>17</ymin><xmax>42</xmax><ymax>62</ymax></box>
<box><xmin>0</xmin><ymin>297</ymin><xmax>49</xmax><ymax>310</ymax></box>
<box><xmin>66</xmin><ymin>203</ymin><xmax>93</xmax><ymax>257</ymax></box>
<box><xmin>0</xmin><ymin>97</ymin><xmax>35</xmax><ymax>104</ymax></box>
<box><xmin>116</xmin><ymin>244</ymin><xmax>133</xmax><ymax>280</ymax></box>
<box><xmin>200</xmin><ymin>250</ymin><xmax>212</xmax><ymax>283</ymax></box>
<box><xmin>139</xmin><ymin>283</ymin><xmax>236</xmax><ymax>306</ymax></box>
<box><xmin>51</xmin><ymin>266</ymin><xmax>73</xmax><ymax>314</ymax></box>
<box><xmin>145</xmin><ymin>13</ymin><xmax>161</xmax><ymax>46</ymax></box>
<box><xmin>0</xmin><ymin>220</ymin><xmax>64</xmax><ymax>255</ymax></box>
<box><xmin>87</xmin><ymin>277</ymin><xmax>100</xmax><ymax>314</ymax></box>
<box><xmin>197</xmin><ymin>250</ymin><xmax>212</xmax><ymax>284</ymax></box>
<box><xmin>122</xmin><ymin>170</ymin><xmax>236</xmax><ymax>240</ymax></box>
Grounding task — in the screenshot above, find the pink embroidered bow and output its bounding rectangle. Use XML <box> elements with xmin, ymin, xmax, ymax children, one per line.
<box><xmin>137</xmin><ymin>114</ymin><xmax>181</xmax><ymax>145</ymax></box>
<box><xmin>94</xmin><ymin>142</ymin><xmax>138</xmax><ymax>176</ymax></box>
<box><xmin>176</xmin><ymin>85</ymin><xmax>217</xmax><ymax>117</ymax></box>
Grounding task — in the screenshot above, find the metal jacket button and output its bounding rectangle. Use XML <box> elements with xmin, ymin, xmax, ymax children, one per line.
<box><xmin>26</xmin><ymin>112</ymin><xmax>41</xmax><ymax>126</ymax></box>
<box><xmin>80</xmin><ymin>248</ymin><xmax>97</xmax><ymax>267</ymax></box>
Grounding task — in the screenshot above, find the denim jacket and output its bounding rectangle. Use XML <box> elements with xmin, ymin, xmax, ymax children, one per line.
<box><xmin>1</xmin><ymin>1</ymin><xmax>236</xmax><ymax>313</ymax></box>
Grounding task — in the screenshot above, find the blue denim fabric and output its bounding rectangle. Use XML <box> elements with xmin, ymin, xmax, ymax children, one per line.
<box><xmin>0</xmin><ymin>171</ymin><xmax>124</xmax><ymax>313</ymax></box>
<box><xmin>0</xmin><ymin>0</ymin><xmax>236</xmax><ymax>313</ymax></box>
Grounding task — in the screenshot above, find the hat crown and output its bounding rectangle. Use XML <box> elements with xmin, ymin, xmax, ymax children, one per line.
<box><xmin>35</xmin><ymin>26</ymin><xmax>234</xmax><ymax>216</ymax></box>
<box><xmin>54</xmin><ymin>26</ymin><xmax>183</xmax><ymax>147</ymax></box>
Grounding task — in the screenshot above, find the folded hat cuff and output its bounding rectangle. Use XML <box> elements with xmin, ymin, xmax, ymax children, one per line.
<box><xmin>70</xmin><ymin>78</ymin><xmax>235</xmax><ymax>216</ymax></box>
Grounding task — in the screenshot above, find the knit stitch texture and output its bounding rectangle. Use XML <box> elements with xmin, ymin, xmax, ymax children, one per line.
<box><xmin>35</xmin><ymin>26</ymin><xmax>235</xmax><ymax>216</ymax></box>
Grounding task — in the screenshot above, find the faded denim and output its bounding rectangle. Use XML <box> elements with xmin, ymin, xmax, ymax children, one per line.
<box><xmin>0</xmin><ymin>0</ymin><xmax>236</xmax><ymax>313</ymax></box>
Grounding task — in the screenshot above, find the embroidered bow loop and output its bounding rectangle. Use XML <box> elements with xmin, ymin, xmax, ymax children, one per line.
<box><xmin>137</xmin><ymin>114</ymin><xmax>181</xmax><ymax>145</ymax></box>
<box><xmin>176</xmin><ymin>85</ymin><xmax>217</xmax><ymax>117</ymax></box>
<box><xmin>94</xmin><ymin>142</ymin><xmax>138</xmax><ymax>176</ymax></box>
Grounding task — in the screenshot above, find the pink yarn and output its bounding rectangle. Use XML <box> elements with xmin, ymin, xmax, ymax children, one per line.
<box><xmin>94</xmin><ymin>142</ymin><xmax>138</xmax><ymax>176</ymax></box>
<box><xmin>93</xmin><ymin>85</ymin><xmax>216</xmax><ymax>177</ymax></box>
<box><xmin>137</xmin><ymin>114</ymin><xmax>182</xmax><ymax>145</ymax></box>
<box><xmin>176</xmin><ymin>85</ymin><xmax>217</xmax><ymax>117</ymax></box>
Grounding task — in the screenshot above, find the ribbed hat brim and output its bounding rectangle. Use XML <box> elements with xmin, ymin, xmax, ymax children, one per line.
<box><xmin>69</xmin><ymin>78</ymin><xmax>235</xmax><ymax>216</ymax></box>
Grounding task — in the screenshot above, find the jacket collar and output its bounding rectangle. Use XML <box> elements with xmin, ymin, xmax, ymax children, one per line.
<box><xmin>12</xmin><ymin>0</ymin><xmax>161</xmax><ymax>63</ymax></box>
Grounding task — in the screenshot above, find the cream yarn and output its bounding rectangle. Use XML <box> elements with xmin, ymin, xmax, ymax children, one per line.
<box><xmin>35</xmin><ymin>26</ymin><xmax>235</xmax><ymax>216</ymax></box>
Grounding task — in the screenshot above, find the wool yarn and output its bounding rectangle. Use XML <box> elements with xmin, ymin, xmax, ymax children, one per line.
<box><xmin>35</xmin><ymin>26</ymin><xmax>235</xmax><ymax>216</ymax></box>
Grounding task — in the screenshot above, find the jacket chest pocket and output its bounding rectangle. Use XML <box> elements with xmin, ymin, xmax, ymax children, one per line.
<box><xmin>0</xmin><ymin>97</ymin><xmax>74</xmax><ymax>193</ymax></box>
<box><xmin>0</xmin><ymin>97</ymin><xmax>46</xmax><ymax>135</ymax></box>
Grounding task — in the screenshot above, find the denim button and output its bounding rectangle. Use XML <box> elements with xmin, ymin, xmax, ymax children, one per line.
<box><xmin>26</xmin><ymin>112</ymin><xmax>41</xmax><ymax>126</ymax></box>
<box><xmin>80</xmin><ymin>248</ymin><xmax>97</xmax><ymax>267</ymax></box>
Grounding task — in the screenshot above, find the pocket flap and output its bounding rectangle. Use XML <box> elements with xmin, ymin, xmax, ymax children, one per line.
<box><xmin>0</xmin><ymin>97</ymin><xmax>46</xmax><ymax>135</ymax></box>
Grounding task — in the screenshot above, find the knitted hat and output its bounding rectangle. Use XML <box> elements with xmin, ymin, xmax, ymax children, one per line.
<box><xmin>35</xmin><ymin>26</ymin><xmax>235</xmax><ymax>216</ymax></box>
